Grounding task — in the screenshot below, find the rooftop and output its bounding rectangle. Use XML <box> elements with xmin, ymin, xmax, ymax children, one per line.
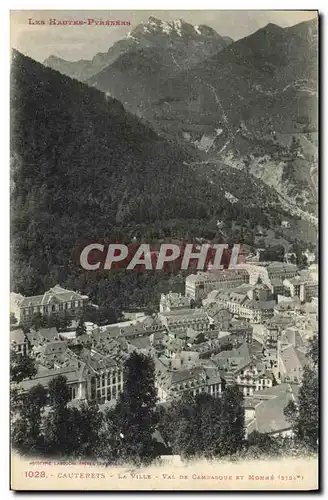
<box><xmin>20</xmin><ymin>285</ymin><xmax>88</xmax><ymax>308</ymax></box>
<box><xmin>10</xmin><ymin>329</ymin><xmax>26</xmax><ymax>344</ymax></box>
<box><xmin>245</xmin><ymin>383</ymin><xmax>300</xmax><ymax>435</ymax></box>
<box><xmin>128</xmin><ymin>336</ymin><xmax>151</xmax><ymax>350</ymax></box>
<box><xmin>186</xmin><ymin>268</ymin><xmax>249</xmax><ymax>284</ymax></box>
<box><xmin>19</xmin><ymin>364</ymin><xmax>84</xmax><ymax>392</ymax></box>
<box><xmin>267</xmin><ymin>262</ymin><xmax>298</xmax><ymax>272</ymax></box>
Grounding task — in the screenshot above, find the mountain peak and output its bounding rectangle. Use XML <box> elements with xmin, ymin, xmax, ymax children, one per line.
<box><xmin>146</xmin><ymin>15</ymin><xmax>162</xmax><ymax>25</ymax></box>
<box><xmin>196</xmin><ymin>24</ymin><xmax>221</xmax><ymax>38</ymax></box>
<box><xmin>44</xmin><ymin>54</ymin><xmax>65</xmax><ymax>64</ymax></box>
<box><xmin>129</xmin><ymin>16</ymin><xmax>221</xmax><ymax>40</ymax></box>
<box><xmin>262</xmin><ymin>22</ymin><xmax>285</xmax><ymax>34</ymax></box>
<box><xmin>142</xmin><ymin>16</ymin><xmax>191</xmax><ymax>36</ymax></box>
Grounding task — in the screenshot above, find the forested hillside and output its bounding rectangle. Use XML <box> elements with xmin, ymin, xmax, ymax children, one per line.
<box><xmin>11</xmin><ymin>49</ymin><xmax>291</xmax><ymax>319</ymax></box>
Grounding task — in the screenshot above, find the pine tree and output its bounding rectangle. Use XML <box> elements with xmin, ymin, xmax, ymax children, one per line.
<box><xmin>220</xmin><ymin>384</ymin><xmax>245</xmax><ymax>455</ymax></box>
<box><xmin>172</xmin><ymin>392</ymin><xmax>199</xmax><ymax>459</ymax></box>
<box><xmin>284</xmin><ymin>339</ymin><xmax>319</xmax><ymax>451</ymax></box>
<box><xmin>295</xmin><ymin>366</ymin><xmax>318</xmax><ymax>450</ymax></box>
<box><xmin>308</xmin><ymin>335</ymin><xmax>319</xmax><ymax>369</ymax></box>
<box><xmin>76</xmin><ymin>401</ymin><xmax>103</xmax><ymax>457</ymax></box>
<box><xmin>163</xmin><ymin>392</ymin><xmax>225</xmax><ymax>460</ymax></box>
<box><xmin>75</xmin><ymin>317</ymin><xmax>87</xmax><ymax>337</ymax></box>
<box><xmin>113</xmin><ymin>352</ymin><xmax>158</xmax><ymax>465</ymax></box>
<box><xmin>43</xmin><ymin>375</ymin><xmax>72</xmax><ymax>456</ymax></box>
<box><xmin>97</xmin><ymin>407</ymin><xmax>122</xmax><ymax>464</ymax></box>
<box><xmin>11</xmin><ymin>384</ymin><xmax>48</xmax><ymax>455</ymax></box>
<box><xmin>198</xmin><ymin>393</ymin><xmax>223</xmax><ymax>458</ymax></box>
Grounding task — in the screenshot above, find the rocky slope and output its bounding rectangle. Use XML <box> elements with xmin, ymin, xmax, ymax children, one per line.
<box><xmin>148</xmin><ymin>18</ymin><xmax>319</xmax><ymax>216</ymax></box>
<box><xmin>44</xmin><ymin>16</ymin><xmax>233</xmax><ymax>82</ymax></box>
<box><xmin>45</xmin><ymin>16</ymin><xmax>318</xmax><ymax>219</ymax></box>
<box><xmin>11</xmin><ymin>49</ymin><xmax>299</xmax><ymax>295</ymax></box>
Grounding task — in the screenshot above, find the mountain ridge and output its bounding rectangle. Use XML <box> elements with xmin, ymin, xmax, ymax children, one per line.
<box><xmin>79</xmin><ymin>17</ymin><xmax>318</xmax><ymax>218</ymax></box>
<box><xmin>44</xmin><ymin>16</ymin><xmax>233</xmax><ymax>81</ymax></box>
<box><xmin>11</xmin><ymin>49</ymin><xmax>299</xmax><ymax>297</ymax></box>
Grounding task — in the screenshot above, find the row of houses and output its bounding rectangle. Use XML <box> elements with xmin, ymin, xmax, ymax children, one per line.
<box><xmin>11</xmin><ymin>326</ymin><xmax>126</xmax><ymax>406</ymax></box>
<box><xmin>184</xmin><ymin>262</ymin><xmax>301</xmax><ymax>301</ymax></box>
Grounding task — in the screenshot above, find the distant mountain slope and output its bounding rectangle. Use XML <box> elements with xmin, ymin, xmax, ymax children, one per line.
<box><xmin>147</xmin><ymin>18</ymin><xmax>318</xmax><ymax>215</ymax></box>
<box><xmin>85</xmin><ymin>18</ymin><xmax>317</xmax><ymax>141</ymax></box>
<box><xmin>10</xmin><ymin>49</ymin><xmax>212</xmax><ymax>294</ymax></box>
<box><xmin>86</xmin><ymin>19</ymin><xmax>318</xmax><ymax>217</ymax></box>
<box><xmin>45</xmin><ymin>18</ymin><xmax>318</xmax><ymax>217</ymax></box>
<box><xmin>11</xmin><ymin>49</ymin><xmax>295</xmax><ymax>297</ymax></box>
<box><xmin>44</xmin><ymin>38</ymin><xmax>137</xmax><ymax>81</ymax></box>
<box><xmin>87</xmin><ymin>45</ymin><xmax>181</xmax><ymax>116</ymax></box>
<box><xmin>44</xmin><ymin>16</ymin><xmax>233</xmax><ymax>81</ymax></box>
<box><xmin>151</xmin><ymin>19</ymin><xmax>318</xmax><ymax>133</ymax></box>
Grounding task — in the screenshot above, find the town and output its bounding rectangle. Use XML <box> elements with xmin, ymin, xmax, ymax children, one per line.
<box><xmin>10</xmin><ymin>257</ymin><xmax>318</xmax><ymax>440</ymax></box>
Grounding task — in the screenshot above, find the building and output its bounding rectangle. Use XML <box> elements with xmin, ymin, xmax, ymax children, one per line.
<box><xmin>164</xmin><ymin>337</ymin><xmax>185</xmax><ymax>358</ymax></box>
<box><xmin>205</xmin><ymin>306</ymin><xmax>232</xmax><ymax>330</ymax></box>
<box><xmin>284</xmin><ymin>274</ymin><xmax>318</xmax><ymax>303</ymax></box>
<box><xmin>33</xmin><ymin>340</ymin><xmax>69</xmax><ymax>368</ymax></box>
<box><xmin>19</xmin><ymin>364</ymin><xmax>88</xmax><ymax>401</ymax></box>
<box><xmin>159</xmin><ymin>308</ymin><xmax>210</xmax><ymax>332</ymax></box>
<box><xmin>235</xmin><ymin>364</ymin><xmax>273</xmax><ymax>396</ymax></box>
<box><xmin>208</xmin><ymin>289</ymin><xmax>275</xmax><ymax>323</ymax></box>
<box><xmin>228</xmin><ymin>319</ymin><xmax>253</xmax><ymax>344</ymax></box>
<box><xmin>149</xmin><ymin>330</ymin><xmax>168</xmax><ymax>349</ymax></box>
<box><xmin>17</xmin><ymin>335</ymin><xmax>125</xmax><ymax>405</ymax></box>
<box><xmin>185</xmin><ymin>268</ymin><xmax>249</xmax><ymax>301</ymax></box>
<box><xmin>188</xmin><ymin>338</ymin><xmax>223</xmax><ymax>359</ymax></box>
<box><xmin>231</xmin><ymin>263</ymin><xmax>270</xmax><ymax>286</ymax></box>
<box><xmin>25</xmin><ymin>327</ymin><xmax>60</xmax><ymax>346</ymax></box>
<box><xmin>279</xmin><ymin>344</ymin><xmax>307</xmax><ymax>384</ymax></box>
<box><xmin>262</xmin><ymin>315</ymin><xmax>294</xmax><ymax>351</ymax></box>
<box><xmin>126</xmin><ymin>335</ymin><xmax>152</xmax><ymax>355</ymax></box>
<box><xmin>155</xmin><ymin>359</ymin><xmax>222</xmax><ymax>402</ymax></box>
<box><xmin>159</xmin><ymin>292</ymin><xmax>191</xmax><ymax>312</ymax></box>
<box><xmin>266</xmin><ymin>262</ymin><xmax>298</xmax><ymax>281</ymax></box>
<box><xmin>10</xmin><ymin>329</ymin><xmax>29</xmax><ymax>355</ymax></box>
<box><xmin>245</xmin><ymin>383</ymin><xmax>299</xmax><ymax>438</ymax></box>
<box><xmin>249</xmin><ymin>281</ymin><xmax>272</xmax><ymax>301</ymax></box>
<box><xmin>11</xmin><ymin>285</ymin><xmax>89</xmax><ymax>324</ymax></box>
<box><xmin>93</xmin><ymin>321</ymin><xmax>149</xmax><ymax>342</ymax></box>
<box><xmin>270</xmin><ymin>278</ymin><xmax>286</xmax><ymax>298</ymax></box>
<box><xmin>213</xmin><ymin>343</ymin><xmax>273</xmax><ymax>396</ymax></box>
<box><xmin>274</xmin><ymin>297</ymin><xmax>301</xmax><ymax>316</ymax></box>
<box><xmin>84</xmin><ymin>349</ymin><xmax>124</xmax><ymax>404</ymax></box>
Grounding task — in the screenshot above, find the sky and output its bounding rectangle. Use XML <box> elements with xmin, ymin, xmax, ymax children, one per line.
<box><xmin>10</xmin><ymin>10</ymin><xmax>318</xmax><ymax>63</ymax></box>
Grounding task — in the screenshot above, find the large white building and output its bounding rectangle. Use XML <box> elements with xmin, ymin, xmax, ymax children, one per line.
<box><xmin>284</xmin><ymin>272</ymin><xmax>318</xmax><ymax>302</ymax></box>
<box><xmin>185</xmin><ymin>268</ymin><xmax>249</xmax><ymax>301</ymax></box>
<box><xmin>18</xmin><ymin>342</ymin><xmax>124</xmax><ymax>405</ymax></box>
<box><xmin>159</xmin><ymin>292</ymin><xmax>191</xmax><ymax>312</ymax></box>
<box><xmin>159</xmin><ymin>308</ymin><xmax>210</xmax><ymax>331</ymax></box>
<box><xmin>10</xmin><ymin>285</ymin><xmax>89</xmax><ymax>324</ymax></box>
<box><xmin>266</xmin><ymin>262</ymin><xmax>298</xmax><ymax>281</ymax></box>
<box><xmin>206</xmin><ymin>286</ymin><xmax>275</xmax><ymax>323</ymax></box>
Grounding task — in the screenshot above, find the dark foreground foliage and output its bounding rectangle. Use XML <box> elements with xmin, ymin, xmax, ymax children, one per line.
<box><xmin>11</xmin><ymin>349</ymin><xmax>318</xmax><ymax>465</ymax></box>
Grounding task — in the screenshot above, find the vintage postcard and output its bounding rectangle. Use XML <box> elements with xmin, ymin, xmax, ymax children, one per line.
<box><xmin>10</xmin><ymin>9</ymin><xmax>319</xmax><ymax>491</ymax></box>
